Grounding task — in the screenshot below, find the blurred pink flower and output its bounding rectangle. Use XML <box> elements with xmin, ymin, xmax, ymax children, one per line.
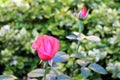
<box><xmin>32</xmin><ymin>35</ymin><xmax>60</xmax><ymax>61</ymax></box>
<box><xmin>77</xmin><ymin>6</ymin><xmax>87</xmax><ymax>19</ymax></box>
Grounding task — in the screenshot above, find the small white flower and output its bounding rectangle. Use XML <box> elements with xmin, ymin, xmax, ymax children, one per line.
<box><xmin>3</xmin><ymin>25</ymin><xmax>10</xmax><ymax>30</ymax></box>
<box><xmin>88</xmin><ymin>50</ymin><xmax>95</xmax><ymax>56</ymax></box>
<box><xmin>108</xmin><ymin>8</ymin><xmax>112</xmax><ymax>13</ymax></box>
<box><xmin>95</xmin><ymin>57</ymin><xmax>100</xmax><ymax>62</ymax></box>
<box><xmin>81</xmin><ymin>51</ymin><xmax>87</xmax><ymax>57</ymax></box>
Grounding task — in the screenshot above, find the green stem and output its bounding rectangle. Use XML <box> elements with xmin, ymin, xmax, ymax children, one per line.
<box><xmin>71</xmin><ymin>58</ymin><xmax>75</xmax><ymax>77</ymax></box>
<box><xmin>78</xmin><ymin>21</ymin><xmax>83</xmax><ymax>36</ymax></box>
<box><xmin>77</xmin><ymin>20</ymin><xmax>83</xmax><ymax>53</ymax></box>
<box><xmin>72</xmin><ymin>20</ymin><xmax>83</xmax><ymax>78</ymax></box>
<box><xmin>43</xmin><ymin>62</ymin><xmax>47</xmax><ymax>80</ymax></box>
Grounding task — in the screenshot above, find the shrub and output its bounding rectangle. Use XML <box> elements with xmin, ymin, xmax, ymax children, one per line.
<box><xmin>0</xmin><ymin>0</ymin><xmax>120</xmax><ymax>80</ymax></box>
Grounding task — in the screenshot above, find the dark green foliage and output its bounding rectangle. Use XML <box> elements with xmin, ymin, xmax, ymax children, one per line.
<box><xmin>0</xmin><ymin>0</ymin><xmax>120</xmax><ymax>80</ymax></box>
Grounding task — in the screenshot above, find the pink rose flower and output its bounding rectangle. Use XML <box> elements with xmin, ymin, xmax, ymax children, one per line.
<box><xmin>77</xmin><ymin>6</ymin><xmax>87</xmax><ymax>19</ymax></box>
<box><xmin>32</xmin><ymin>35</ymin><xmax>60</xmax><ymax>61</ymax></box>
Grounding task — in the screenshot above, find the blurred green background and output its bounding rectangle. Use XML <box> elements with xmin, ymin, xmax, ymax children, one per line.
<box><xmin>0</xmin><ymin>0</ymin><xmax>120</xmax><ymax>80</ymax></box>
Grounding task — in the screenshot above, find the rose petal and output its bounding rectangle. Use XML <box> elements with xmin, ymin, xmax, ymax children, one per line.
<box><xmin>32</xmin><ymin>42</ymin><xmax>37</xmax><ymax>49</ymax></box>
<box><xmin>42</xmin><ymin>35</ymin><xmax>52</xmax><ymax>54</ymax></box>
<box><xmin>49</xmin><ymin>36</ymin><xmax>60</xmax><ymax>57</ymax></box>
<box><xmin>77</xmin><ymin>6</ymin><xmax>87</xmax><ymax>19</ymax></box>
<box><xmin>38</xmin><ymin>49</ymin><xmax>52</xmax><ymax>60</ymax></box>
<box><xmin>32</xmin><ymin>35</ymin><xmax>60</xmax><ymax>61</ymax></box>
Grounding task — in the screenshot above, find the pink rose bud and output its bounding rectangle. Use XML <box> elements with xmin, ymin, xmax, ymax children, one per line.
<box><xmin>32</xmin><ymin>35</ymin><xmax>60</xmax><ymax>61</ymax></box>
<box><xmin>77</xmin><ymin>6</ymin><xmax>87</xmax><ymax>19</ymax></box>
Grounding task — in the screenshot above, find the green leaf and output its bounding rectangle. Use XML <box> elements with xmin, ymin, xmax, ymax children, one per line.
<box><xmin>66</xmin><ymin>34</ymin><xmax>77</xmax><ymax>40</ymax></box>
<box><xmin>86</xmin><ymin>36</ymin><xmax>101</xmax><ymax>42</ymax></box>
<box><xmin>53</xmin><ymin>51</ymin><xmax>69</xmax><ymax>62</ymax></box>
<box><xmin>117</xmin><ymin>72</ymin><xmax>120</xmax><ymax>78</ymax></box>
<box><xmin>76</xmin><ymin>60</ymin><xmax>88</xmax><ymax>67</ymax></box>
<box><xmin>46</xmin><ymin>74</ymin><xmax>56</xmax><ymax>80</ymax></box>
<box><xmin>81</xmin><ymin>67</ymin><xmax>91</xmax><ymax>78</ymax></box>
<box><xmin>0</xmin><ymin>75</ymin><xmax>17</xmax><ymax>80</ymax></box>
<box><xmin>70</xmin><ymin>53</ymin><xmax>81</xmax><ymax>58</ymax></box>
<box><xmin>88</xmin><ymin>63</ymin><xmax>107</xmax><ymax>74</ymax></box>
<box><xmin>58</xmin><ymin>74</ymin><xmax>72</xmax><ymax>80</ymax></box>
<box><xmin>27</xmin><ymin>69</ymin><xmax>45</xmax><ymax>78</ymax></box>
